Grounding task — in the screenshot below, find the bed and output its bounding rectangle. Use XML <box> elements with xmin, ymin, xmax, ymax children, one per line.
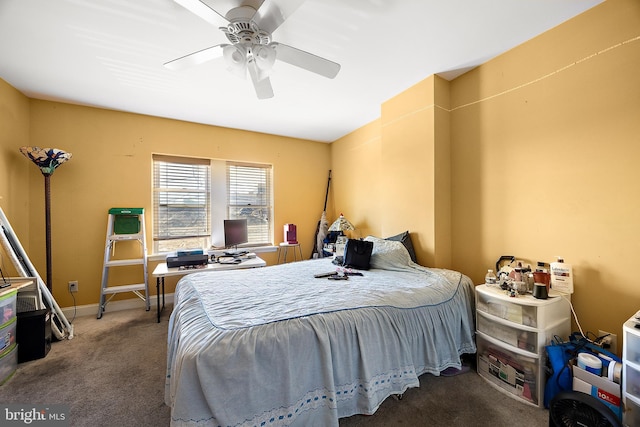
<box><xmin>165</xmin><ymin>236</ymin><xmax>476</xmax><ymax>426</ymax></box>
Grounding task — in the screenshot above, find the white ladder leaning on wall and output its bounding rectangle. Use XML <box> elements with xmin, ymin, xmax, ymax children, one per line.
<box><xmin>97</xmin><ymin>208</ymin><xmax>150</xmax><ymax>319</ymax></box>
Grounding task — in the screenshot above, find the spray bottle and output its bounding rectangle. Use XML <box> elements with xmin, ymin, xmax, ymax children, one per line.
<box><xmin>550</xmin><ymin>257</ymin><xmax>573</xmax><ymax>294</ymax></box>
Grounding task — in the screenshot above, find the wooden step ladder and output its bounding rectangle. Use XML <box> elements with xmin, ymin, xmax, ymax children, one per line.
<box><xmin>97</xmin><ymin>208</ymin><xmax>150</xmax><ymax>319</ymax></box>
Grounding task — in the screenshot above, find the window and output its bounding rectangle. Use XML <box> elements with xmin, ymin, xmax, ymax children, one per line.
<box><xmin>227</xmin><ymin>162</ymin><xmax>272</xmax><ymax>246</ymax></box>
<box><xmin>152</xmin><ymin>155</ymin><xmax>273</xmax><ymax>253</ymax></box>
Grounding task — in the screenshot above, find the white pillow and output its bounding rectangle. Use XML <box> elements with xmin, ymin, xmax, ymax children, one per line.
<box><xmin>364</xmin><ymin>236</ymin><xmax>413</xmax><ymax>271</ymax></box>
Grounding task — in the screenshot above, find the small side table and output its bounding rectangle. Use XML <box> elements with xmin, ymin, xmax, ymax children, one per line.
<box><xmin>277</xmin><ymin>242</ymin><xmax>303</xmax><ymax>263</ymax></box>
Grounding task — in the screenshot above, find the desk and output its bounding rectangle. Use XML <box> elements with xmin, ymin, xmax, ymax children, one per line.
<box><xmin>152</xmin><ymin>256</ymin><xmax>266</xmax><ymax>322</ymax></box>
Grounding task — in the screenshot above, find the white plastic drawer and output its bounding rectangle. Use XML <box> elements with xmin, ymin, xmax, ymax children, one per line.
<box><xmin>477</xmin><ymin>311</ymin><xmax>538</xmax><ymax>353</ymax></box>
<box><xmin>625</xmin><ymin>363</ymin><xmax>640</xmax><ymax>398</ymax></box>
<box><xmin>624</xmin><ymin>397</ymin><xmax>640</xmax><ymax>427</ymax></box>
<box><xmin>0</xmin><ymin>344</ymin><xmax>18</xmax><ymax>385</ymax></box>
<box><xmin>476</xmin><ymin>288</ymin><xmax>538</xmax><ymax>327</ymax></box>
<box><xmin>625</xmin><ymin>324</ymin><xmax>640</xmax><ymax>365</ymax></box>
<box><xmin>0</xmin><ymin>317</ymin><xmax>17</xmax><ymax>352</ymax></box>
<box><xmin>0</xmin><ymin>290</ymin><xmax>17</xmax><ymax>325</ymax></box>
<box><xmin>476</xmin><ymin>285</ymin><xmax>571</xmax><ymax>330</ymax></box>
<box><xmin>476</xmin><ymin>333</ymin><xmax>540</xmax><ymax>406</ymax></box>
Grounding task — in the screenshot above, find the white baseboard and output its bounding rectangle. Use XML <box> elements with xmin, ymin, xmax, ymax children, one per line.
<box><xmin>61</xmin><ymin>293</ymin><xmax>175</xmax><ymax>319</ymax></box>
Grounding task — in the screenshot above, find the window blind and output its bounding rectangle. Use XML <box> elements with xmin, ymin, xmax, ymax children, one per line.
<box><xmin>153</xmin><ymin>155</ymin><xmax>210</xmax><ymax>242</ymax></box>
<box><xmin>226</xmin><ymin>162</ymin><xmax>272</xmax><ymax>246</ymax></box>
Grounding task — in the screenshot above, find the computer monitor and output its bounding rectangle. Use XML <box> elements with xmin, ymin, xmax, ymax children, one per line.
<box><xmin>224</xmin><ymin>219</ymin><xmax>248</xmax><ymax>250</ymax></box>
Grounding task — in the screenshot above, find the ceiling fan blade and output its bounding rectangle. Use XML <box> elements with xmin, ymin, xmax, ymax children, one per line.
<box><xmin>164</xmin><ymin>44</ymin><xmax>226</xmax><ymax>70</ymax></box>
<box><xmin>248</xmin><ymin>60</ymin><xmax>274</xmax><ymax>99</ymax></box>
<box><xmin>272</xmin><ymin>43</ymin><xmax>340</xmax><ymax>79</ymax></box>
<box><xmin>253</xmin><ymin>0</ymin><xmax>305</xmax><ymax>34</ymax></box>
<box><xmin>173</xmin><ymin>0</ymin><xmax>228</xmax><ymax>27</ymax></box>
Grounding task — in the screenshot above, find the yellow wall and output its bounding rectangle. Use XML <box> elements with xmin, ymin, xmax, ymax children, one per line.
<box><xmin>380</xmin><ymin>78</ymin><xmax>439</xmax><ymax>265</ymax></box>
<box><xmin>331</xmin><ymin>0</ymin><xmax>640</xmax><ymax>350</ymax></box>
<box><xmin>332</xmin><ymin>75</ymin><xmax>453</xmax><ymax>268</ymax></box>
<box><xmin>329</xmin><ymin>119</ymin><xmax>381</xmax><ymax>239</ymax></box>
<box><xmin>4</xmin><ymin>98</ymin><xmax>331</xmax><ymax>308</ymax></box>
<box><xmin>0</xmin><ymin>79</ymin><xmax>30</xmax><ymax>272</ymax></box>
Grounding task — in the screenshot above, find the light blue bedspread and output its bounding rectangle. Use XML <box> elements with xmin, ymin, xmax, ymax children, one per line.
<box><xmin>166</xmin><ymin>240</ymin><xmax>476</xmax><ymax>427</ymax></box>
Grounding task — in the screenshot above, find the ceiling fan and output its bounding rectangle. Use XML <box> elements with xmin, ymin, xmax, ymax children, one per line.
<box><xmin>164</xmin><ymin>0</ymin><xmax>341</xmax><ymax>99</ymax></box>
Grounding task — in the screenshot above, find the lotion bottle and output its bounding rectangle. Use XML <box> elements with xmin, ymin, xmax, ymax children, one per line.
<box><xmin>550</xmin><ymin>257</ymin><xmax>573</xmax><ymax>294</ymax></box>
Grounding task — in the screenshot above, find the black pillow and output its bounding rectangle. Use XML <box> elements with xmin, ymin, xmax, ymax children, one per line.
<box><xmin>385</xmin><ymin>231</ymin><xmax>417</xmax><ymax>264</ymax></box>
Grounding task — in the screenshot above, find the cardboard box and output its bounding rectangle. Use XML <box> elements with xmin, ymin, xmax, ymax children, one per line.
<box><xmin>572</xmin><ymin>364</ymin><xmax>622</xmax><ymax>420</ymax></box>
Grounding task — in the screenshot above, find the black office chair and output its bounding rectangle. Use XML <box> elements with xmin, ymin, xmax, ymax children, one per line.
<box><xmin>549</xmin><ymin>391</ymin><xmax>622</xmax><ymax>427</ymax></box>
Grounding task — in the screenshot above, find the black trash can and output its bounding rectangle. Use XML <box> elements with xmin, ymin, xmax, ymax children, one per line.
<box><xmin>16</xmin><ymin>308</ymin><xmax>51</xmax><ymax>363</ymax></box>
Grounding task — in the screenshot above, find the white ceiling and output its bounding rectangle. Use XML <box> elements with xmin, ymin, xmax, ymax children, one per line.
<box><xmin>0</xmin><ymin>0</ymin><xmax>602</xmax><ymax>143</ymax></box>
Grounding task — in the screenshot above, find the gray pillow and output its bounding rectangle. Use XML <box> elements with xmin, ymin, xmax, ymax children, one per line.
<box><xmin>364</xmin><ymin>236</ymin><xmax>412</xmax><ymax>270</ymax></box>
<box><xmin>385</xmin><ymin>231</ymin><xmax>417</xmax><ymax>264</ymax></box>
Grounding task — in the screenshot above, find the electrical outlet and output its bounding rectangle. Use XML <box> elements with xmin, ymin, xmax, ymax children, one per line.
<box><xmin>598</xmin><ymin>330</ymin><xmax>617</xmax><ymax>354</ymax></box>
<box><xmin>68</xmin><ymin>280</ymin><xmax>78</xmax><ymax>293</ymax></box>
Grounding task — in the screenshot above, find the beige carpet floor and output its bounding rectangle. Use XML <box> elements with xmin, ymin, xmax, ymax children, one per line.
<box><xmin>0</xmin><ymin>306</ymin><xmax>549</xmax><ymax>426</ymax></box>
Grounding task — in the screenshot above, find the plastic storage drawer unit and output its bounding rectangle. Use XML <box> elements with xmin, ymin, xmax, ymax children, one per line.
<box><xmin>475</xmin><ymin>285</ymin><xmax>571</xmax><ymax>408</ymax></box>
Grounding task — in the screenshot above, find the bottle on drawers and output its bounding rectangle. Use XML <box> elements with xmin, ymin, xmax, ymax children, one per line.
<box><xmin>485</xmin><ymin>269</ymin><xmax>497</xmax><ymax>285</ymax></box>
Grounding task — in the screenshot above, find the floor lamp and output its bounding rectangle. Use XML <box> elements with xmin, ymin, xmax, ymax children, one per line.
<box><xmin>20</xmin><ymin>146</ymin><xmax>72</xmax><ymax>293</ymax></box>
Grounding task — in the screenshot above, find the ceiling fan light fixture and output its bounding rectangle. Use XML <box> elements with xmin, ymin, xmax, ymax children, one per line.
<box><xmin>253</xmin><ymin>45</ymin><xmax>276</xmax><ymax>79</ymax></box>
<box><xmin>230</xmin><ymin>50</ymin><xmax>244</xmax><ymax>64</ymax></box>
<box><xmin>223</xmin><ymin>44</ymin><xmax>247</xmax><ymax>78</ymax></box>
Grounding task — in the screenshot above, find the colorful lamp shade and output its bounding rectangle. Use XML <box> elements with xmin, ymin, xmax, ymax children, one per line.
<box><xmin>328</xmin><ymin>214</ymin><xmax>355</xmax><ymax>232</ymax></box>
<box><xmin>19</xmin><ymin>146</ymin><xmax>72</xmax><ymax>176</ymax></box>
